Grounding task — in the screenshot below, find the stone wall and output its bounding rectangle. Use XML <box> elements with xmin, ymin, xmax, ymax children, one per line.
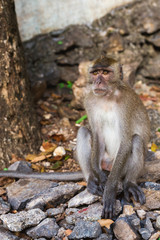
<box><xmin>23</xmin><ymin>0</ymin><xmax>160</xmax><ymax>89</ymax></box>
<box><xmin>15</xmin><ymin>0</ymin><xmax>133</xmax><ymax>41</ymax></box>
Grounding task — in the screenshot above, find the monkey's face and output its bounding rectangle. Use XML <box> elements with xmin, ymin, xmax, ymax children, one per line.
<box><xmin>89</xmin><ymin>67</ymin><xmax>115</xmax><ymax>96</ymax></box>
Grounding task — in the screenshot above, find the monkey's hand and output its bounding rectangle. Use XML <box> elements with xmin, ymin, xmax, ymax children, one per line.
<box><xmin>87</xmin><ymin>171</ymin><xmax>107</xmax><ymax>197</ymax></box>
<box><xmin>101</xmin><ymin>185</ymin><xmax>116</xmax><ymax>219</ymax></box>
<box><xmin>124</xmin><ymin>182</ymin><xmax>146</xmax><ymax>205</ymax></box>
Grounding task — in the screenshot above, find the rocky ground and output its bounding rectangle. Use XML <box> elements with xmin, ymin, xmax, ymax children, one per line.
<box><xmin>1</xmin><ymin>0</ymin><xmax>160</xmax><ymax>239</ymax></box>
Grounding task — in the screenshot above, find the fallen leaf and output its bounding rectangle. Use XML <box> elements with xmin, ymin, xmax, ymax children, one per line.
<box><xmin>78</xmin><ymin>208</ymin><xmax>88</xmax><ymax>213</ymax></box>
<box><xmin>51</xmin><ymin>134</ymin><xmax>65</xmax><ymax>142</ymax></box>
<box><xmin>0</xmin><ymin>188</ymin><xmax>6</xmax><ymax>196</ymax></box>
<box><xmin>48</xmin><ymin>156</ymin><xmax>63</xmax><ymax>162</ymax></box>
<box><xmin>98</xmin><ymin>219</ymin><xmax>114</xmax><ymax>229</ymax></box>
<box><xmin>151</xmin><ymin>143</ymin><xmax>158</xmax><ymax>152</ymax></box>
<box><xmin>65</xmin><ymin>229</ymin><xmax>72</xmax><ymax>237</ymax></box>
<box><xmin>77</xmin><ymin>181</ymin><xmax>87</xmax><ymax>186</ymax></box>
<box><xmin>42</xmin><ymin>141</ymin><xmax>57</xmax><ymax>151</ymax></box>
<box><xmin>52</xmin><ymin>161</ymin><xmax>63</xmax><ymax>170</ymax></box>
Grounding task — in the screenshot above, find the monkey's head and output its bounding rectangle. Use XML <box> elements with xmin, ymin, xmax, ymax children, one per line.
<box><xmin>88</xmin><ymin>56</ymin><xmax>123</xmax><ymax>97</ymax></box>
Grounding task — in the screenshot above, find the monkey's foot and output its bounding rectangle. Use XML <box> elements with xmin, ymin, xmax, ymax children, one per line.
<box><xmin>87</xmin><ymin>174</ymin><xmax>103</xmax><ymax>197</ymax></box>
<box><xmin>124</xmin><ymin>182</ymin><xmax>146</xmax><ymax>205</ymax></box>
<box><xmin>101</xmin><ymin>192</ymin><xmax>116</xmax><ymax>219</ymax></box>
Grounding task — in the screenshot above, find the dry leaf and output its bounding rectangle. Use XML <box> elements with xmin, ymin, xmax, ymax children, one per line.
<box><xmin>77</xmin><ymin>181</ymin><xmax>87</xmax><ymax>186</ymax></box>
<box><xmin>51</xmin><ymin>134</ymin><xmax>65</xmax><ymax>142</ymax></box>
<box><xmin>0</xmin><ymin>188</ymin><xmax>6</xmax><ymax>196</ymax></box>
<box><xmin>42</xmin><ymin>141</ymin><xmax>57</xmax><ymax>151</ymax></box>
<box><xmin>151</xmin><ymin>143</ymin><xmax>158</xmax><ymax>152</ymax></box>
<box><xmin>65</xmin><ymin>229</ymin><xmax>72</xmax><ymax>237</ymax></box>
<box><xmin>98</xmin><ymin>219</ymin><xmax>114</xmax><ymax>229</ymax></box>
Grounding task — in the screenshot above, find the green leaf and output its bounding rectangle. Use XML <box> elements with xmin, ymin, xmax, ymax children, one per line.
<box><xmin>76</xmin><ymin>115</ymin><xmax>87</xmax><ymax>124</ymax></box>
<box><xmin>59</xmin><ymin>83</ymin><xmax>65</xmax><ymax>89</ymax></box>
<box><xmin>3</xmin><ymin>168</ymin><xmax>8</xmax><ymax>171</ymax></box>
<box><xmin>52</xmin><ymin>161</ymin><xmax>62</xmax><ymax>170</ymax></box>
<box><xmin>65</xmin><ymin>155</ymin><xmax>70</xmax><ymax>161</ymax></box>
<box><xmin>158</xmin><ymin>128</ymin><xmax>160</xmax><ymax>132</ymax></box>
<box><xmin>57</xmin><ymin>40</ymin><xmax>63</xmax><ymax>45</ymax></box>
<box><xmin>67</xmin><ymin>81</ymin><xmax>73</xmax><ymax>89</ymax></box>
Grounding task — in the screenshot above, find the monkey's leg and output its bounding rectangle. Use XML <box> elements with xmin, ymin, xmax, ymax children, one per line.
<box><xmin>76</xmin><ymin>127</ymin><xmax>104</xmax><ymax>196</ymax></box>
<box><xmin>123</xmin><ymin>134</ymin><xmax>146</xmax><ymax>205</ymax></box>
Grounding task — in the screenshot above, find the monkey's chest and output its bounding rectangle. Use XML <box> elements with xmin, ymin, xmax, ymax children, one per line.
<box><xmin>97</xmin><ymin>110</ymin><xmax>121</xmax><ymax>160</ymax></box>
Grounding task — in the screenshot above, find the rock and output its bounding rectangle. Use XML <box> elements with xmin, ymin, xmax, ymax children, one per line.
<box><xmin>95</xmin><ymin>233</ymin><xmax>112</xmax><ymax>240</ymax></box>
<box><xmin>127</xmin><ymin>214</ymin><xmax>141</xmax><ymax>230</ymax></box>
<box><xmin>144</xmin><ymin>217</ymin><xmax>154</xmax><ymax>234</ymax></box>
<box><xmin>136</xmin><ymin>209</ymin><xmax>146</xmax><ymax>220</ymax></box>
<box><xmin>8</xmin><ymin>160</ymin><xmax>32</xmax><ymax>173</ymax></box>
<box><xmin>68</xmin><ymin>189</ymin><xmax>100</xmax><ymax>208</ymax></box>
<box><xmin>47</xmin><ymin>207</ymin><xmax>64</xmax><ymax>217</ymax></box>
<box><xmin>142</xmin><ymin>182</ymin><xmax>160</xmax><ymax>191</ymax></box>
<box><xmin>113</xmin><ymin>217</ymin><xmax>140</xmax><ymax>240</ymax></box>
<box><xmin>0</xmin><ymin>208</ymin><xmax>47</xmax><ymax>232</ymax></box>
<box><xmin>147</xmin><ymin>31</ymin><xmax>160</xmax><ymax>47</ymax></box>
<box><xmin>53</xmin><ymin>146</ymin><xmax>66</xmax><ymax>157</ymax></box>
<box><xmin>146</xmin><ymin>211</ymin><xmax>158</xmax><ymax>221</ymax></box>
<box><xmin>68</xmin><ymin>219</ymin><xmax>102</xmax><ymax>239</ymax></box>
<box><xmin>156</xmin><ymin>215</ymin><xmax>160</xmax><ymax>229</ymax></box>
<box><xmin>141</xmin><ymin>55</ymin><xmax>160</xmax><ymax>79</ymax></box>
<box><xmin>123</xmin><ymin>205</ymin><xmax>135</xmax><ymax>216</ymax></box>
<box><xmin>66</xmin><ymin>201</ymin><xmax>121</xmax><ymax>225</ymax></box>
<box><xmin>0</xmin><ymin>226</ymin><xmax>23</xmax><ymax>240</ymax></box>
<box><xmin>133</xmin><ymin>188</ymin><xmax>160</xmax><ymax>211</ymax></box>
<box><xmin>6</xmin><ymin>178</ymin><xmax>58</xmax><ymax>210</ymax></box>
<box><xmin>0</xmin><ymin>197</ymin><xmax>10</xmax><ymax>214</ymax></box>
<box><xmin>66</xmin><ymin>202</ymin><xmax>103</xmax><ymax>224</ymax></box>
<box><xmin>26</xmin><ymin>183</ymin><xmax>83</xmax><ymax>209</ymax></box>
<box><xmin>26</xmin><ymin>218</ymin><xmax>59</xmax><ymax>239</ymax></box>
<box><xmin>149</xmin><ymin>231</ymin><xmax>160</xmax><ymax>240</ymax></box>
<box><xmin>139</xmin><ymin>228</ymin><xmax>151</xmax><ymax>240</ymax></box>
<box><xmin>59</xmin><ymin>66</ymin><xmax>78</xmax><ymax>83</ymax></box>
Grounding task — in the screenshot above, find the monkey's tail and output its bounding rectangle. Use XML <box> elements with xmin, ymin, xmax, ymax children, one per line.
<box><xmin>0</xmin><ymin>171</ymin><xmax>84</xmax><ymax>181</ymax></box>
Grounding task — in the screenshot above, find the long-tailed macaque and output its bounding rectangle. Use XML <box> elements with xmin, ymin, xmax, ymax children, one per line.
<box><xmin>0</xmin><ymin>56</ymin><xmax>150</xmax><ymax>219</ymax></box>
<box><xmin>76</xmin><ymin>56</ymin><xmax>150</xmax><ymax>218</ymax></box>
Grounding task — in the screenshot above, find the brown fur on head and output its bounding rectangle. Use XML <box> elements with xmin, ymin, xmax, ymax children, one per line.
<box><xmin>88</xmin><ymin>56</ymin><xmax>123</xmax><ymax>97</ymax></box>
<box><xmin>89</xmin><ymin>55</ymin><xmax>123</xmax><ymax>81</ymax></box>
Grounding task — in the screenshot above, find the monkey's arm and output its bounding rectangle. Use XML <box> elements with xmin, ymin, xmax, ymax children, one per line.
<box><xmin>0</xmin><ymin>171</ymin><xmax>83</xmax><ymax>181</ymax></box>
<box><xmin>102</xmin><ymin>139</ymin><xmax>131</xmax><ymax>219</ymax></box>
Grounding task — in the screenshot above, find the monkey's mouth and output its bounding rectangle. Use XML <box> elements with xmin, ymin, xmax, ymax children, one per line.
<box><xmin>93</xmin><ymin>88</ymin><xmax>106</xmax><ymax>95</ymax></box>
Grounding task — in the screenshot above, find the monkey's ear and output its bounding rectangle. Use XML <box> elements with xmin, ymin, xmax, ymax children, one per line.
<box><xmin>120</xmin><ymin>64</ymin><xmax>123</xmax><ymax>80</ymax></box>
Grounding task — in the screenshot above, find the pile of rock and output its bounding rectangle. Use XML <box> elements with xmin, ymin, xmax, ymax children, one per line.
<box><xmin>0</xmin><ymin>162</ymin><xmax>160</xmax><ymax>239</ymax></box>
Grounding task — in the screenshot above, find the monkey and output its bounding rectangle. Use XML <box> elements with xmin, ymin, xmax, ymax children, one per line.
<box><xmin>0</xmin><ymin>56</ymin><xmax>150</xmax><ymax>220</ymax></box>
<box><xmin>76</xmin><ymin>55</ymin><xmax>150</xmax><ymax>219</ymax></box>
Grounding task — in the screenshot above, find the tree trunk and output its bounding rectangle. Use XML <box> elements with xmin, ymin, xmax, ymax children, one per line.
<box><xmin>0</xmin><ymin>0</ymin><xmax>41</xmax><ymax>169</ymax></box>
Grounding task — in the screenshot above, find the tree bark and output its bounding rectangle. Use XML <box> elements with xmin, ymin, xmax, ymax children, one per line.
<box><xmin>0</xmin><ymin>0</ymin><xmax>41</xmax><ymax>169</ymax></box>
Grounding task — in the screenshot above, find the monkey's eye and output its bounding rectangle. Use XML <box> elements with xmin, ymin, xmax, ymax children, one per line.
<box><xmin>103</xmin><ymin>70</ymin><xmax>108</xmax><ymax>75</ymax></box>
<box><xmin>93</xmin><ymin>71</ymin><xmax>98</xmax><ymax>75</ymax></box>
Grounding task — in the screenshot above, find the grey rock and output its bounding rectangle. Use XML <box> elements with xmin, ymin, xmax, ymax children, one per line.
<box><xmin>8</xmin><ymin>160</ymin><xmax>32</xmax><ymax>173</ymax></box>
<box><xmin>0</xmin><ymin>208</ymin><xmax>47</xmax><ymax>232</ymax></box>
<box><xmin>47</xmin><ymin>207</ymin><xmax>64</xmax><ymax>217</ymax></box>
<box><xmin>66</xmin><ymin>201</ymin><xmax>121</xmax><ymax>224</ymax></box>
<box><xmin>146</xmin><ymin>211</ymin><xmax>158</xmax><ymax>221</ymax></box>
<box><xmin>35</xmin><ymin>239</ymin><xmax>46</xmax><ymax>240</ymax></box>
<box><xmin>113</xmin><ymin>217</ymin><xmax>140</xmax><ymax>240</ymax></box>
<box><xmin>68</xmin><ymin>219</ymin><xmax>102</xmax><ymax>239</ymax></box>
<box><xmin>0</xmin><ymin>197</ymin><xmax>10</xmax><ymax>214</ymax></box>
<box><xmin>141</xmin><ymin>55</ymin><xmax>160</xmax><ymax>79</ymax></box>
<box><xmin>0</xmin><ymin>226</ymin><xmax>22</xmax><ymax>240</ymax></box>
<box><xmin>66</xmin><ymin>202</ymin><xmax>103</xmax><ymax>224</ymax></box>
<box><xmin>141</xmin><ymin>182</ymin><xmax>160</xmax><ymax>191</ymax></box>
<box><xmin>139</xmin><ymin>228</ymin><xmax>151</xmax><ymax>240</ymax></box>
<box><xmin>127</xmin><ymin>214</ymin><xmax>141</xmax><ymax>230</ymax></box>
<box><xmin>144</xmin><ymin>217</ymin><xmax>154</xmax><ymax>234</ymax></box>
<box><xmin>6</xmin><ymin>178</ymin><xmax>58</xmax><ymax>210</ymax></box>
<box><xmin>156</xmin><ymin>215</ymin><xmax>160</xmax><ymax>229</ymax></box>
<box><xmin>26</xmin><ymin>218</ymin><xmax>59</xmax><ymax>239</ymax></box>
<box><xmin>147</xmin><ymin>31</ymin><xmax>160</xmax><ymax>47</ymax></box>
<box><xmin>95</xmin><ymin>233</ymin><xmax>112</xmax><ymax>240</ymax></box>
<box><xmin>26</xmin><ymin>183</ymin><xmax>83</xmax><ymax>210</ymax></box>
<box><xmin>68</xmin><ymin>189</ymin><xmax>100</xmax><ymax>208</ymax></box>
